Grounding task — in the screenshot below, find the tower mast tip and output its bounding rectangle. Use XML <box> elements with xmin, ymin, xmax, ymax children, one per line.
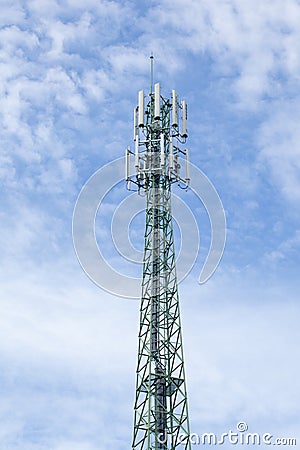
<box><xmin>150</xmin><ymin>54</ymin><xmax>154</xmax><ymax>94</ymax></box>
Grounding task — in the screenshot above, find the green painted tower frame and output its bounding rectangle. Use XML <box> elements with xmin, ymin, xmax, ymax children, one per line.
<box><xmin>126</xmin><ymin>60</ymin><xmax>191</xmax><ymax>450</ymax></box>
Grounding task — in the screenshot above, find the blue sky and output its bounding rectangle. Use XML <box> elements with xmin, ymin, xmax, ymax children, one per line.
<box><xmin>1</xmin><ymin>0</ymin><xmax>300</xmax><ymax>449</ymax></box>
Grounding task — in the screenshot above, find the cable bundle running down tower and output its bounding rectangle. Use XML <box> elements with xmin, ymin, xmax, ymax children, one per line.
<box><xmin>126</xmin><ymin>58</ymin><xmax>191</xmax><ymax>450</ymax></box>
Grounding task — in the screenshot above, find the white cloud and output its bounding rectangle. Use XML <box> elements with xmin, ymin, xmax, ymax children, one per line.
<box><xmin>0</xmin><ymin>1</ymin><xmax>138</xmax><ymax>197</ymax></box>
<box><xmin>263</xmin><ymin>229</ymin><xmax>300</xmax><ymax>264</ymax></box>
<box><xmin>258</xmin><ymin>99</ymin><xmax>300</xmax><ymax>202</ymax></box>
<box><xmin>0</xmin><ymin>260</ymin><xmax>136</xmax><ymax>448</ymax></box>
<box><xmin>146</xmin><ymin>0</ymin><xmax>300</xmax><ymax>104</ymax></box>
<box><xmin>180</xmin><ymin>276</ymin><xmax>300</xmax><ymax>440</ymax></box>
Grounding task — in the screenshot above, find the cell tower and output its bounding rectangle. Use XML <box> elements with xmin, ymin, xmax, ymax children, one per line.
<box><xmin>125</xmin><ymin>57</ymin><xmax>191</xmax><ymax>450</ymax></box>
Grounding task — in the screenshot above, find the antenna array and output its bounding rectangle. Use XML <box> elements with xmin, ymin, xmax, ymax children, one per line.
<box><xmin>126</xmin><ymin>81</ymin><xmax>190</xmax><ymax>192</ymax></box>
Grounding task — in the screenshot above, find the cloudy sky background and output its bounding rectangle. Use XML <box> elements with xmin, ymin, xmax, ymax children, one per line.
<box><xmin>1</xmin><ymin>0</ymin><xmax>300</xmax><ymax>448</ymax></box>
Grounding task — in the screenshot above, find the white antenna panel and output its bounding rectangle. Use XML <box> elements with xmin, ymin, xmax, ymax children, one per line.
<box><xmin>181</xmin><ymin>100</ymin><xmax>188</xmax><ymax>138</ymax></box>
<box><xmin>186</xmin><ymin>148</ymin><xmax>190</xmax><ymax>181</ymax></box>
<box><xmin>126</xmin><ymin>147</ymin><xmax>130</xmax><ymax>181</ymax></box>
<box><xmin>133</xmin><ymin>107</ymin><xmax>138</xmax><ymax>141</ymax></box>
<box><xmin>135</xmin><ymin>136</ymin><xmax>139</xmax><ymax>168</ymax></box>
<box><xmin>172</xmin><ymin>90</ymin><xmax>178</xmax><ymax>127</ymax></box>
<box><xmin>138</xmin><ymin>90</ymin><xmax>144</xmax><ymax>127</ymax></box>
<box><xmin>160</xmin><ymin>134</ymin><xmax>165</xmax><ymax>167</ymax></box>
<box><xmin>154</xmin><ymin>82</ymin><xmax>160</xmax><ymax>120</ymax></box>
<box><xmin>169</xmin><ymin>136</ymin><xmax>174</xmax><ymax>169</ymax></box>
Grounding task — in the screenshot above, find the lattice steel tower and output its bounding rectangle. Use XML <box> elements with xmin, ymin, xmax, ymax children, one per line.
<box><xmin>126</xmin><ymin>57</ymin><xmax>191</xmax><ymax>450</ymax></box>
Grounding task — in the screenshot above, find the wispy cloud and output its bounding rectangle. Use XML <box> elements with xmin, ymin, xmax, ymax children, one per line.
<box><xmin>258</xmin><ymin>99</ymin><xmax>300</xmax><ymax>202</ymax></box>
